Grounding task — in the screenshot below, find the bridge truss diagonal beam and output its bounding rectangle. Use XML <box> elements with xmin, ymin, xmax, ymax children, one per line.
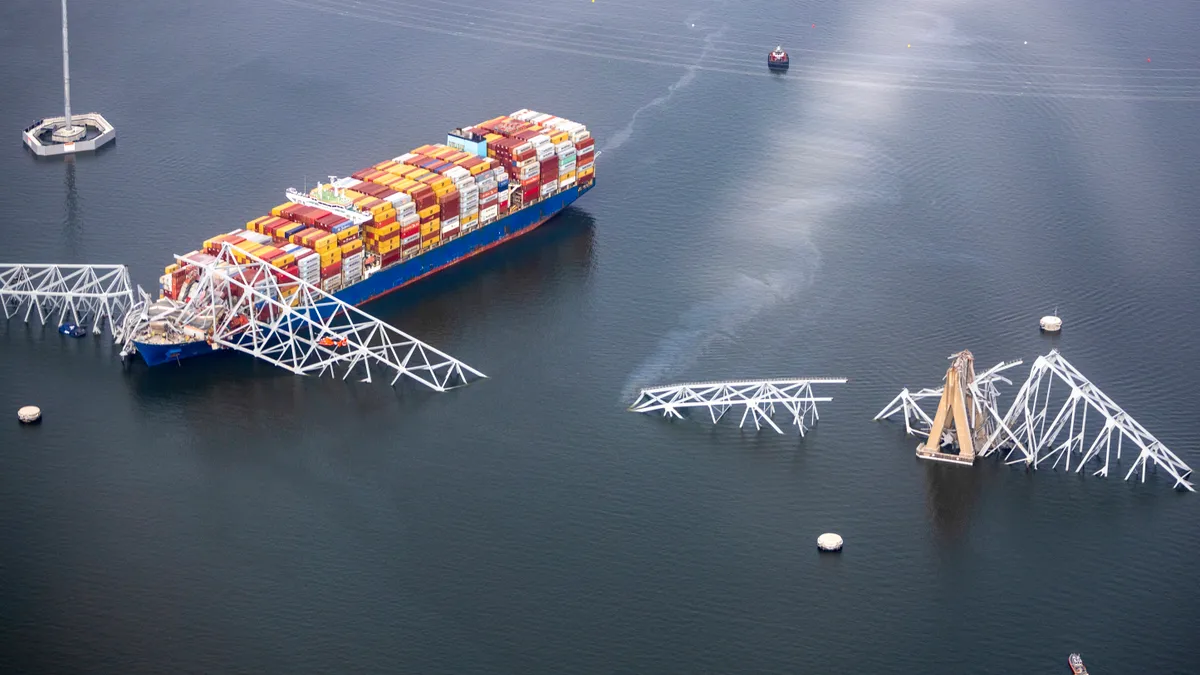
<box><xmin>875</xmin><ymin>359</ymin><xmax>1026</xmax><ymax>444</ymax></box>
<box><xmin>158</xmin><ymin>244</ymin><xmax>486</xmax><ymax>391</ymax></box>
<box><xmin>630</xmin><ymin>378</ymin><xmax>847</xmax><ymax>435</ymax></box>
<box><xmin>978</xmin><ymin>350</ymin><xmax>1193</xmax><ymax>492</ymax></box>
<box><xmin>0</xmin><ymin>263</ymin><xmax>135</xmax><ymax>334</ymax></box>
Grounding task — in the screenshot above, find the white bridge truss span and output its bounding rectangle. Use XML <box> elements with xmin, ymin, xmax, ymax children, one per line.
<box><xmin>144</xmin><ymin>244</ymin><xmax>485</xmax><ymax>391</ymax></box>
<box><xmin>0</xmin><ymin>263</ymin><xmax>136</xmax><ymax>334</ymax></box>
<box><xmin>979</xmin><ymin>351</ymin><xmax>1193</xmax><ymax>492</ymax></box>
<box><xmin>630</xmin><ymin>378</ymin><xmax>847</xmax><ymax>435</ymax></box>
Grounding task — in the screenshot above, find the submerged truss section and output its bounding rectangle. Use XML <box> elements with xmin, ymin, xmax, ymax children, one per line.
<box><xmin>874</xmin><ymin>354</ymin><xmax>1027</xmax><ymax>464</ymax></box>
<box><xmin>0</xmin><ymin>263</ymin><xmax>136</xmax><ymax>334</ymax></box>
<box><xmin>630</xmin><ymin>378</ymin><xmax>847</xmax><ymax>435</ymax></box>
<box><xmin>126</xmin><ymin>244</ymin><xmax>485</xmax><ymax>391</ymax></box>
<box><xmin>978</xmin><ymin>350</ymin><xmax>1193</xmax><ymax>491</ymax></box>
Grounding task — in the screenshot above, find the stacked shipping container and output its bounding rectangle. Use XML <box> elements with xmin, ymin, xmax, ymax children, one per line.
<box><xmin>159</xmin><ymin>111</ymin><xmax>592</xmax><ymax>302</ymax></box>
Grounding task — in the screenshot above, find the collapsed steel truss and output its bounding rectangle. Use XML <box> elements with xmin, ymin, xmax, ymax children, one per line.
<box><xmin>874</xmin><ymin>357</ymin><xmax>1027</xmax><ymax>451</ymax></box>
<box><xmin>0</xmin><ymin>263</ymin><xmax>136</xmax><ymax>334</ymax></box>
<box><xmin>630</xmin><ymin>378</ymin><xmax>847</xmax><ymax>434</ymax></box>
<box><xmin>122</xmin><ymin>244</ymin><xmax>485</xmax><ymax>391</ymax></box>
<box><xmin>978</xmin><ymin>350</ymin><xmax>1193</xmax><ymax>491</ymax></box>
<box><xmin>878</xmin><ymin>350</ymin><xmax>1194</xmax><ymax>491</ymax></box>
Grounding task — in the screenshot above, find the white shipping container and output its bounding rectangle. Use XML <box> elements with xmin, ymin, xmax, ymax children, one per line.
<box><xmin>482</xmin><ymin>205</ymin><xmax>498</xmax><ymax>220</ymax></box>
<box><xmin>400</xmin><ymin>213</ymin><xmax>419</xmax><ymax>227</ymax></box>
<box><xmin>576</xmin><ymin>143</ymin><xmax>594</xmax><ymax>157</ymax></box>
<box><xmin>394</xmin><ymin>153</ymin><xmax>419</xmax><ymax>163</ymax></box>
<box><xmin>540</xmin><ymin>182</ymin><xmax>557</xmax><ymax>197</ymax></box>
<box><xmin>401</xmin><ymin>233</ymin><xmax>419</xmax><ymax>247</ymax></box>
<box><xmin>559</xmin><ymin>176</ymin><xmax>576</xmax><ymax>190</ymax></box>
<box><xmin>462</xmin><ymin>205</ymin><xmax>478</xmax><ymax>217</ymax></box>
<box><xmin>576</xmin><ymin>161</ymin><xmax>594</xmax><ymax>173</ymax></box>
<box><xmin>532</xmin><ymin>113</ymin><xmax>555</xmax><ymax>124</ymax></box>
<box><xmin>444</xmin><ymin>166</ymin><xmax>471</xmax><ymax>181</ymax></box>
<box><xmin>384</xmin><ymin>192</ymin><xmax>412</xmax><ymax>206</ymax></box>
<box><xmin>554</xmin><ymin>140</ymin><xmax>574</xmax><ymax>154</ymax></box>
<box><xmin>519</xmin><ymin>165</ymin><xmax>539</xmax><ymax>181</ymax></box>
<box><xmin>441</xmin><ymin>216</ymin><xmax>460</xmax><ymax>233</ymax></box>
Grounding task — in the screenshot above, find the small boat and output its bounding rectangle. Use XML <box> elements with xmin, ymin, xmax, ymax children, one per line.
<box><xmin>768</xmin><ymin>45</ymin><xmax>790</xmax><ymax>71</ymax></box>
<box><xmin>58</xmin><ymin>322</ymin><xmax>87</xmax><ymax>338</ymax></box>
<box><xmin>318</xmin><ymin>336</ymin><xmax>349</xmax><ymax>349</ymax></box>
<box><xmin>1068</xmin><ymin>653</ymin><xmax>1089</xmax><ymax>675</ymax></box>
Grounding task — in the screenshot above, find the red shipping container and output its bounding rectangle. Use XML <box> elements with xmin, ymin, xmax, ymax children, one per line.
<box><xmin>409</xmin><ymin>185</ymin><xmax>436</xmax><ymax>210</ymax></box>
<box><xmin>437</xmin><ymin>189</ymin><xmax>460</xmax><ymax>220</ymax></box>
<box><xmin>321</xmin><ymin>261</ymin><xmax>343</xmax><ymax>279</ymax></box>
<box><xmin>380</xmin><ymin>229</ymin><xmax>401</xmax><ymax>242</ymax></box>
<box><xmin>382</xmin><ymin>250</ymin><xmax>403</xmax><ymax>266</ymax></box>
<box><xmin>284</xmin><ymin>263</ymin><xmax>300</xmax><ymax>278</ymax></box>
<box><xmin>539</xmin><ymin>157</ymin><xmax>558</xmax><ymax>183</ymax></box>
<box><xmin>376</xmin><ymin>214</ymin><xmax>396</xmax><ymax>228</ymax></box>
<box><xmin>316</xmin><ymin>213</ymin><xmax>344</xmax><ymax>228</ymax></box>
<box><xmin>522</xmin><ymin>185</ymin><xmax>539</xmax><ymax>202</ymax></box>
<box><xmin>350</xmin><ymin>168</ymin><xmax>375</xmax><ymax>180</ymax></box>
<box><xmin>400</xmin><ymin>223</ymin><xmax>420</xmax><ymax>238</ymax></box>
<box><xmin>281</xmin><ymin>204</ymin><xmax>305</xmax><ymax>222</ymax></box>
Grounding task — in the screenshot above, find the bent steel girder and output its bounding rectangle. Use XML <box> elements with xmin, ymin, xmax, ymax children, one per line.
<box><xmin>151</xmin><ymin>243</ymin><xmax>485</xmax><ymax>391</ymax></box>
<box><xmin>980</xmin><ymin>350</ymin><xmax>1193</xmax><ymax>492</ymax></box>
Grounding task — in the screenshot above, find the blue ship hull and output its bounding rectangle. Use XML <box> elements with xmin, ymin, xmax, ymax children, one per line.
<box><xmin>133</xmin><ymin>181</ymin><xmax>594</xmax><ymax>367</ymax></box>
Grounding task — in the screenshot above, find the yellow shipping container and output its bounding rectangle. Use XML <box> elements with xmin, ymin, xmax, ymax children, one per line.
<box><xmin>365</xmin><ymin>221</ymin><xmax>399</xmax><ymax>238</ymax></box>
<box><xmin>340</xmin><ymin>238</ymin><xmax>364</xmax><ymax>255</ymax></box>
<box><xmin>320</xmin><ymin>246</ymin><xmax>342</xmax><ymax>265</ymax></box>
<box><xmin>247</xmin><ymin>216</ymin><xmax>272</xmax><ymax>233</ymax></box>
<box><xmin>461</xmin><ymin>213</ymin><xmax>478</xmax><ymax>227</ymax></box>
<box><xmin>561</xmin><ymin>170</ymin><xmax>576</xmax><ymax>181</ymax></box>
<box><xmin>468</xmin><ymin>163</ymin><xmax>489</xmax><ymax>176</ymax></box>
<box><xmin>370</xmin><ymin>202</ymin><xmax>393</xmax><ymax>217</ymax></box>
<box><xmin>420</xmin><ymin>218</ymin><xmax>440</xmax><ymax>236</ymax></box>
<box><xmin>343</xmin><ymin>189</ymin><xmax>365</xmax><ymax>202</ymax></box>
<box><xmin>312</xmin><ymin>233</ymin><xmax>338</xmax><ymax>252</ymax></box>
<box><xmin>429</xmin><ymin>177</ymin><xmax>453</xmax><ymax>192</ymax></box>
<box><xmin>336</xmin><ymin>225</ymin><xmax>361</xmax><ymax>243</ymax></box>
<box><xmin>270</xmin><ymin>202</ymin><xmax>293</xmax><ymax>217</ymax></box>
<box><xmin>164</xmin><ymin>263</ymin><xmax>180</xmax><ymax>275</ymax></box>
<box><xmin>418</xmin><ymin>204</ymin><xmax>440</xmax><ymax>220</ymax></box>
<box><xmin>374</xmin><ymin>160</ymin><xmax>398</xmax><ymax>171</ymax></box>
<box><xmin>433</xmin><ymin>184</ymin><xmax>454</xmax><ymax>198</ymax></box>
<box><xmin>272</xmin><ymin>252</ymin><xmax>296</xmax><ymax>268</ymax></box>
<box><xmin>550</xmin><ymin>132</ymin><xmax>569</xmax><ymax>144</ymax></box>
<box><xmin>379</xmin><ymin>238</ymin><xmax>399</xmax><ymax>254</ymax></box>
<box><xmin>422</xmin><ymin>235</ymin><xmax>441</xmax><ymax>250</ymax></box>
<box><xmin>484</xmin><ymin>133</ymin><xmax>503</xmax><ymax>142</ymax></box>
<box><xmin>377</xmin><ymin>174</ymin><xmax>401</xmax><ymax>187</ymax></box>
<box><xmin>405</xmin><ymin>168</ymin><xmax>432</xmax><ymax>182</ymax></box>
<box><xmin>387</xmin><ymin>164</ymin><xmax>415</xmax><ymax>177</ymax></box>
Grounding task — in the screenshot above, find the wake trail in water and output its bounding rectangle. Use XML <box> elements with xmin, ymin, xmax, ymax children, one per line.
<box><xmin>621</xmin><ymin>3</ymin><xmax>963</xmax><ymax>401</ymax></box>
<box><xmin>603</xmin><ymin>23</ymin><xmax>728</xmax><ymax>154</ymax></box>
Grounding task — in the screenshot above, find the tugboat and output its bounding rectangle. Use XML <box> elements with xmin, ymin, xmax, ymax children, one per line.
<box><xmin>767</xmin><ymin>45</ymin><xmax>790</xmax><ymax>71</ymax></box>
<box><xmin>1068</xmin><ymin>653</ymin><xmax>1089</xmax><ymax>675</ymax></box>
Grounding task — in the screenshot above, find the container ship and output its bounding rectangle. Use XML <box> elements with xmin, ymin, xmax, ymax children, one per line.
<box><xmin>131</xmin><ymin>110</ymin><xmax>595</xmax><ymax>366</ymax></box>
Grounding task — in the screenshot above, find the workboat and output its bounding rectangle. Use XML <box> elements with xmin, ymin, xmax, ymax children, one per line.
<box><xmin>768</xmin><ymin>45</ymin><xmax>790</xmax><ymax>71</ymax></box>
<box><xmin>1068</xmin><ymin>653</ymin><xmax>1088</xmax><ymax>675</ymax></box>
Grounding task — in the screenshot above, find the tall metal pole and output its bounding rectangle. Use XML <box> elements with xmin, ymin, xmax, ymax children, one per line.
<box><xmin>61</xmin><ymin>0</ymin><xmax>72</xmax><ymax>131</ymax></box>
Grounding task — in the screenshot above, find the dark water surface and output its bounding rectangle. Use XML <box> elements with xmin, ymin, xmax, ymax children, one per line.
<box><xmin>2</xmin><ymin>0</ymin><xmax>1198</xmax><ymax>673</ymax></box>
